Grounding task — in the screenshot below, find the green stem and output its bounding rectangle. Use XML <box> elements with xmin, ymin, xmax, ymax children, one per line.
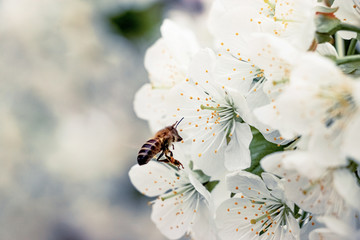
<box><xmin>336</xmin><ymin>55</ymin><xmax>360</xmax><ymax>65</ymax></box>
<box><xmin>347</xmin><ymin>38</ymin><xmax>358</xmax><ymax>56</ymax></box>
<box><xmin>336</xmin><ymin>33</ymin><xmax>344</xmax><ymax>57</ymax></box>
<box><xmin>347</xmin><ymin>160</ymin><xmax>359</xmax><ymax>173</ymax></box>
<box><xmin>339</xmin><ymin>23</ymin><xmax>360</xmax><ymax>34</ymax></box>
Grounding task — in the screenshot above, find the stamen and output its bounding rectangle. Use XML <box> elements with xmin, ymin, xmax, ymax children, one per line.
<box><xmin>161</xmin><ymin>186</ymin><xmax>192</xmax><ymax>201</ymax></box>
<box><xmin>250</xmin><ymin>208</ymin><xmax>277</xmax><ymax>224</ymax></box>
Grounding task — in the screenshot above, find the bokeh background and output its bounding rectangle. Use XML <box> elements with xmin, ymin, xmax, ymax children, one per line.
<box><xmin>0</xmin><ymin>0</ymin><xmax>210</xmax><ymax>239</ymax></box>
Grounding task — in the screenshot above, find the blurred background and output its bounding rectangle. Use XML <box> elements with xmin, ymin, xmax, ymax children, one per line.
<box><xmin>0</xmin><ymin>0</ymin><xmax>211</xmax><ymax>239</ymax></box>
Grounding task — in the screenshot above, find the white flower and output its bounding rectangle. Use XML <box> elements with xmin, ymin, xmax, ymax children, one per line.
<box><xmin>208</xmin><ymin>0</ymin><xmax>317</xmax><ymax>51</ymax></box>
<box><xmin>134</xmin><ymin>19</ymin><xmax>200</xmax><ymax>132</ymax></box>
<box><xmin>216</xmin><ymin>171</ymin><xmax>300</xmax><ymax>240</ymax></box>
<box><xmin>167</xmin><ymin>48</ymin><xmax>255</xmax><ymax>177</ymax></box>
<box><xmin>214</xmin><ymin>33</ymin><xmax>301</xmax><ymax>99</ymax></box>
<box><xmin>167</xmin><ymin>43</ymin><xmax>292</xmax><ymax>176</ymax></box>
<box><xmin>332</xmin><ymin>0</ymin><xmax>360</xmax><ymax>39</ymax></box>
<box><xmin>254</xmin><ymin>53</ymin><xmax>360</xmax><ymax>162</ymax></box>
<box><xmin>128</xmin><ymin>159</ymin><xmax>218</xmax><ymax>239</ymax></box>
<box><xmin>145</xmin><ymin>19</ymin><xmax>199</xmax><ymax>88</ymax></box>
<box><xmin>261</xmin><ymin>150</ymin><xmax>360</xmax><ymax>216</ymax></box>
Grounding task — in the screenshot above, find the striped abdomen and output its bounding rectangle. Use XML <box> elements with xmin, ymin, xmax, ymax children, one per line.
<box><xmin>137</xmin><ymin>138</ymin><xmax>162</xmax><ymax>165</ymax></box>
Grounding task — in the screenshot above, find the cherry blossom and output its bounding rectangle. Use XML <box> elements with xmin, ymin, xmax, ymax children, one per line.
<box><xmin>129</xmin><ymin>159</ymin><xmax>218</xmax><ymax>239</ymax></box>
<box><xmin>216</xmin><ymin>171</ymin><xmax>300</xmax><ymax>240</ymax></box>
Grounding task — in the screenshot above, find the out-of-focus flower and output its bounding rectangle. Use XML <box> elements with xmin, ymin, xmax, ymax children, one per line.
<box><xmin>309</xmin><ymin>211</ymin><xmax>360</xmax><ymax>240</ymax></box>
<box><xmin>262</xmin><ymin>151</ymin><xmax>360</xmax><ymax>216</ymax></box>
<box><xmin>47</xmin><ymin>109</ymin><xmax>125</xmax><ymax>182</ymax></box>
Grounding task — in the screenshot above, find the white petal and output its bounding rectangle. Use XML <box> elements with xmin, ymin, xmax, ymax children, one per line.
<box><xmin>214</xmin><ymin>51</ymin><xmax>255</xmax><ymax>95</ymax></box>
<box><xmin>261</xmin><ymin>151</ymin><xmax>293</xmax><ymax>177</ymax></box>
<box><xmin>188</xmin><ymin>48</ymin><xmax>219</xmax><ymax>91</ymax></box>
<box><xmin>333</xmin><ymin>169</ymin><xmax>360</xmax><ymax>211</ymax></box>
<box><xmin>224</xmin><ymin>122</ymin><xmax>252</xmax><ymax>171</ymax></box>
<box><xmin>144</xmin><ymin>19</ymin><xmax>199</xmax><ymax>87</ymax></box>
<box><xmin>128</xmin><ymin>161</ymin><xmax>178</xmax><ymax>197</ymax></box>
<box><xmin>343</xmin><ymin>112</ymin><xmax>360</xmax><ymax>163</ymax></box>
<box><xmin>316</xmin><ymin>42</ymin><xmax>338</xmax><ymax>58</ymax></box>
<box><xmin>261</xmin><ymin>172</ymin><xmax>280</xmax><ymax>191</ymax></box>
<box><xmin>282</xmin><ymin>151</ymin><xmax>328</xmax><ymax>180</ymax></box>
<box><xmin>145</xmin><ymin>38</ymin><xmax>185</xmax><ymax>86</ymax></box>
<box><xmin>263</xmin><ymin>173</ymin><xmax>286</xmax><ymax>202</ymax></box>
<box><xmin>190</xmin><ymin>202</ymin><xmax>220</xmax><ymax>240</ymax></box>
<box><xmin>210</xmin><ymin>0</ymin><xmax>316</xmax><ymax>51</ymax></box>
<box><xmin>226</xmin><ymin>171</ymin><xmax>270</xmax><ymax>198</ymax></box>
<box><xmin>210</xmin><ymin>174</ymin><xmax>231</xmax><ymax>209</ymax></box>
<box><xmin>133</xmin><ymin>83</ymin><xmax>167</xmax><ymax>121</ymax></box>
<box><xmin>309</xmin><ymin>228</ymin><xmax>341</xmax><ymax>240</ymax></box>
<box><xmin>151</xmin><ymin>189</ymin><xmax>200</xmax><ymax>239</ymax></box>
<box><xmin>188</xmin><ymin>170</ymin><xmax>213</xmax><ymax>209</ymax></box>
<box><xmin>332</xmin><ymin>0</ymin><xmax>360</xmax><ymax>39</ymax></box>
<box><xmin>300</xmin><ymin>216</ymin><xmax>324</xmax><ymax>240</ymax></box>
<box><xmin>316</xmin><ymin>216</ymin><xmax>352</xmax><ymax>237</ymax></box>
<box><xmin>160</xmin><ymin>19</ymin><xmax>199</xmax><ymax>66</ymax></box>
<box><xmin>216</xmin><ymin>197</ymin><xmax>263</xmax><ymax>240</ymax></box>
<box><xmin>280</xmin><ymin>212</ymin><xmax>301</xmax><ymax>240</ymax></box>
<box><xmin>283</xmin><ymin>172</ymin><xmax>340</xmax><ymax>215</ymax></box>
<box><xmin>191</xmin><ymin>132</ymin><xmax>228</xmax><ymax>178</ymax></box>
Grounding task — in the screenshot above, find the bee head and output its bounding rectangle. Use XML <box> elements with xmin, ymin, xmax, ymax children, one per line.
<box><xmin>170</xmin><ymin>117</ymin><xmax>184</xmax><ymax>142</ymax></box>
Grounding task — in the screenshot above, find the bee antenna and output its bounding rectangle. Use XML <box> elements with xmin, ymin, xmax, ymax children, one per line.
<box><xmin>174</xmin><ymin>117</ymin><xmax>184</xmax><ymax>129</ymax></box>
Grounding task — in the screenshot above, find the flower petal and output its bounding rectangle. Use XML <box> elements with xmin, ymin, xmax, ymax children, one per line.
<box><xmin>128</xmin><ymin>161</ymin><xmax>179</xmax><ymax>197</ymax></box>
<box><xmin>226</xmin><ymin>171</ymin><xmax>270</xmax><ymax>198</ymax></box>
<box><xmin>151</xmin><ymin>188</ymin><xmax>200</xmax><ymax>239</ymax></box>
<box><xmin>224</xmin><ymin>122</ymin><xmax>252</xmax><ymax>171</ymax></box>
<box><xmin>333</xmin><ymin>169</ymin><xmax>360</xmax><ymax>211</ymax></box>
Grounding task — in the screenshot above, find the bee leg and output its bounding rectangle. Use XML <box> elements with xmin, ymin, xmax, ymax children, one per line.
<box><xmin>155</xmin><ymin>151</ymin><xmax>165</xmax><ymax>161</ymax></box>
<box><xmin>165</xmin><ymin>150</ymin><xmax>184</xmax><ymax>170</ymax></box>
<box><xmin>157</xmin><ymin>151</ymin><xmax>173</xmax><ymax>166</ymax></box>
<box><xmin>173</xmin><ymin>159</ymin><xmax>184</xmax><ymax>170</ymax></box>
<box><xmin>172</xmin><ymin>144</ymin><xmax>174</xmax><ymax>150</ymax></box>
<box><xmin>158</xmin><ymin>159</ymin><xmax>170</xmax><ymax>163</ymax></box>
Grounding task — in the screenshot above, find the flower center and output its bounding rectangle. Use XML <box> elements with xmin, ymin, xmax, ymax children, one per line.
<box><xmin>319</xmin><ymin>85</ymin><xmax>357</xmax><ymax>128</ymax></box>
<box><xmin>264</xmin><ymin>0</ymin><xmax>276</xmax><ymax>17</ymax></box>
<box><xmin>160</xmin><ymin>185</ymin><xmax>193</xmax><ymax>201</ymax></box>
<box><xmin>200</xmin><ymin>94</ymin><xmax>243</xmax><ymax>144</ymax></box>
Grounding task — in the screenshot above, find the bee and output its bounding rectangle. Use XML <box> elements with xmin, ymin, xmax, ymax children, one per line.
<box><xmin>137</xmin><ymin>118</ymin><xmax>184</xmax><ymax>169</ymax></box>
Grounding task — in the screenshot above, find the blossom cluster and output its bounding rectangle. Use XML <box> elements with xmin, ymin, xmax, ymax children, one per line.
<box><xmin>130</xmin><ymin>0</ymin><xmax>360</xmax><ymax>239</ymax></box>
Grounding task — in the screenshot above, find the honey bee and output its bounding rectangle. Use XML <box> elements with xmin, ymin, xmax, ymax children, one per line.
<box><xmin>137</xmin><ymin>118</ymin><xmax>184</xmax><ymax>169</ymax></box>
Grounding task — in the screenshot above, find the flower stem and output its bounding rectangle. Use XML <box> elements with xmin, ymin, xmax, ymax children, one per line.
<box><xmin>339</xmin><ymin>23</ymin><xmax>360</xmax><ymax>34</ymax></box>
<box><xmin>336</xmin><ymin>33</ymin><xmax>344</xmax><ymax>57</ymax></box>
<box><xmin>336</xmin><ymin>55</ymin><xmax>360</xmax><ymax>65</ymax></box>
<box><xmin>347</xmin><ymin>38</ymin><xmax>358</xmax><ymax>56</ymax></box>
